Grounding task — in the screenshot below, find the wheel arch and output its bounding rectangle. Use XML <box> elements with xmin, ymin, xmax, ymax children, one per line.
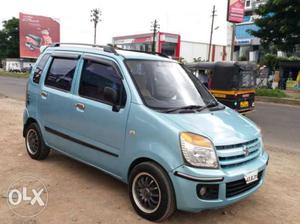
<box><xmin>127</xmin><ymin>157</ymin><xmax>170</xmax><ymax>183</ymax></box>
<box><xmin>23</xmin><ymin>117</ymin><xmax>38</xmax><ymax>137</ymax></box>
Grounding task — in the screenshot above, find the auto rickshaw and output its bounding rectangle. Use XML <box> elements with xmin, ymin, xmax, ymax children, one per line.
<box><xmin>185</xmin><ymin>61</ymin><xmax>257</xmax><ymax>113</ymax></box>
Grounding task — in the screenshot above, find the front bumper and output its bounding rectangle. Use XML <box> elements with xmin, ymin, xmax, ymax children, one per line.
<box><xmin>170</xmin><ymin>151</ymin><xmax>269</xmax><ymax>212</ymax></box>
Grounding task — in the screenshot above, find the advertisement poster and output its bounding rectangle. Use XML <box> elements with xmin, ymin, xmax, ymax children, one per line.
<box><xmin>227</xmin><ymin>0</ymin><xmax>245</xmax><ymax>23</ymax></box>
<box><xmin>19</xmin><ymin>13</ymin><xmax>60</xmax><ymax>58</ymax></box>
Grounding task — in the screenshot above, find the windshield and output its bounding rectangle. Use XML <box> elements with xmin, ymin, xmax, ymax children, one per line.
<box><xmin>125</xmin><ymin>60</ymin><xmax>217</xmax><ymax>110</ymax></box>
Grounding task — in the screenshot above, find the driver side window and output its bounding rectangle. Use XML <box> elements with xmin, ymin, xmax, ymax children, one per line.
<box><xmin>78</xmin><ymin>59</ymin><xmax>126</xmax><ymax>107</ymax></box>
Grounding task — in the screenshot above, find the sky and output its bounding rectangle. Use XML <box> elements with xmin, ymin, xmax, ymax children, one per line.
<box><xmin>0</xmin><ymin>0</ymin><xmax>230</xmax><ymax>46</ymax></box>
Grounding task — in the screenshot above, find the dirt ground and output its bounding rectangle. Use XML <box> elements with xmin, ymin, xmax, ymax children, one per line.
<box><xmin>0</xmin><ymin>96</ymin><xmax>299</xmax><ymax>224</ymax></box>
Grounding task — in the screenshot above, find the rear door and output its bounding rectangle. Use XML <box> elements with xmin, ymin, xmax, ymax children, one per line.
<box><xmin>38</xmin><ymin>52</ymin><xmax>81</xmax><ymax>150</ymax></box>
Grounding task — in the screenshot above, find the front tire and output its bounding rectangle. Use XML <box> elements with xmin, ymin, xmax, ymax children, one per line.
<box><xmin>25</xmin><ymin>122</ymin><xmax>50</xmax><ymax>160</ymax></box>
<box><xmin>129</xmin><ymin>161</ymin><xmax>176</xmax><ymax>222</ymax></box>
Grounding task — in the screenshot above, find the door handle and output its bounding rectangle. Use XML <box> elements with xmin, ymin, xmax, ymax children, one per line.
<box><xmin>40</xmin><ymin>91</ymin><xmax>48</xmax><ymax>98</ymax></box>
<box><xmin>75</xmin><ymin>103</ymin><xmax>85</xmax><ymax>111</ymax></box>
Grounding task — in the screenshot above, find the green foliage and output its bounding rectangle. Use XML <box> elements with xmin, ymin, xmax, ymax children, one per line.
<box><xmin>249</xmin><ymin>0</ymin><xmax>300</xmax><ymax>52</ymax></box>
<box><xmin>260</xmin><ymin>53</ymin><xmax>279</xmax><ymax>69</ymax></box>
<box><xmin>0</xmin><ymin>70</ymin><xmax>29</xmax><ymax>78</ymax></box>
<box><xmin>193</xmin><ymin>57</ymin><xmax>205</xmax><ymax>62</ymax></box>
<box><xmin>287</xmin><ymin>56</ymin><xmax>300</xmax><ymax>62</ymax></box>
<box><xmin>256</xmin><ymin>88</ymin><xmax>287</xmax><ymax>98</ymax></box>
<box><xmin>238</xmin><ymin>55</ymin><xmax>248</xmax><ymax>61</ymax></box>
<box><xmin>260</xmin><ymin>53</ymin><xmax>300</xmax><ymax>69</ymax></box>
<box><xmin>0</xmin><ymin>17</ymin><xmax>19</xmax><ymax>60</ymax></box>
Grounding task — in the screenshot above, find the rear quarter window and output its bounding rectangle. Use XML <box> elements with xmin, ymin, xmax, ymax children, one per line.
<box><xmin>32</xmin><ymin>54</ymin><xmax>50</xmax><ymax>84</ymax></box>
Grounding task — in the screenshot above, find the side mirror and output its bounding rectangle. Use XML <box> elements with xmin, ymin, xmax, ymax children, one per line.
<box><xmin>103</xmin><ymin>87</ymin><xmax>120</xmax><ymax>112</ymax></box>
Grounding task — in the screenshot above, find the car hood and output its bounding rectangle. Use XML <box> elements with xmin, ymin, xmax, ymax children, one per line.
<box><xmin>159</xmin><ymin>108</ymin><xmax>260</xmax><ymax>146</ymax></box>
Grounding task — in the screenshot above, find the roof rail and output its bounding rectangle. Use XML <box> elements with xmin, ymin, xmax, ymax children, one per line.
<box><xmin>50</xmin><ymin>43</ymin><xmax>118</xmax><ymax>55</ymax></box>
<box><xmin>114</xmin><ymin>47</ymin><xmax>170</xmax><ymax>59</ymax></box>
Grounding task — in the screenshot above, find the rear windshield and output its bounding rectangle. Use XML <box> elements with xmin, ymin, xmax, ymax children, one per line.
<box><xmin>240</xmin><ymin>70</ymin><xmax>256</xmax><ymax>89</ymax></box>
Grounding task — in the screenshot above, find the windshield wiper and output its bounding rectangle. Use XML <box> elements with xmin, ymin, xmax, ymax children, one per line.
<box><xmin>163</xmin><ymin>105</ymin><xmax>204</xmax><ymax>113</ymax></box>
<box><xmin>196</xmin><ymin>100</ymin><xmax>219</xmax><ymax>112</ymax></box>
<box><xmin>163</xmin><ymin>101</ymin><xmax>219</xmax><ymax>113</ymax></box>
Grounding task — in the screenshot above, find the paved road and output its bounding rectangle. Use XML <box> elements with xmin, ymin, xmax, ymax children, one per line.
<box><xmin>246</xmin><ymin>102</ymin><xmax>300</xmax><ymax>152</ymax></box>
<box><xmin>0</xmin><ymin>76</ymin><xmax>299</xmax><ymax>151</ymax></box>
<box><xmin>0</xmin><ymin>76</ymin><xmax>27</xmax><ymax>100</ymax></box>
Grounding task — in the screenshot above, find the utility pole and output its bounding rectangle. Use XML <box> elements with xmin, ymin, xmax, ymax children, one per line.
<box><xmin>208</xmin><ymin>5</ymin><xmax>217</xmax><ymax>62</ymax></box>
<box><xmin>90</xmin><ymin>8</ymin><xmax>102</xmax><ymax>45</ymax></box>
<box><xmin>230</xmin><ymin>23</ymin><xmax>236</xmax><ymax>61</ymax></box>
<box><xmin>150</xmin><ymin>19</ymin><xmax>160</xmax><ymax>53</ymax></box>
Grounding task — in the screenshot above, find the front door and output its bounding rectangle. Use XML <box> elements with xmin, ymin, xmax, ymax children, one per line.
<box><xmin>68</xmin><ymin>54</ymin><xmax>130</xmax><ymax>175</ymax></box>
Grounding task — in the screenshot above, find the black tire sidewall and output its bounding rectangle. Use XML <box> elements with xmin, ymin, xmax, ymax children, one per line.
<box><xmin>25</xmin><ymin>123</ymin><xmax>49</xmax><ymax>160</ymax></box>
<box><xmin>129</xmin><ymin>162</ymin><xmax>175</xmax><ymax>221</ymax></box>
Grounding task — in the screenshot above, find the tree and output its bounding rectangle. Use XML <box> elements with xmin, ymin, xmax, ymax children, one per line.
<box><xmin>0</xmin><ymin>17</ymin><xmax>19</xmax><ymax>60</ymax></box>
<box><xmin>249</xmin><ymin>0</ymin><xmax>300</xmax><ymax>53</ymax></box>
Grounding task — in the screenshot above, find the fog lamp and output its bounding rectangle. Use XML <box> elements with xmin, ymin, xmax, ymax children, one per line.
<box><xmin>199</xmin><ymin>186</ymin><xmax>207</xmax><ymax>196</ymax></box>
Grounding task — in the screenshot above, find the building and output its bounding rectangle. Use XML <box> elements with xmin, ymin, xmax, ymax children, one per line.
<box><xmin>113</xmin><ymin>32</ymin><xmax>181</xmax><ymax>59</ymax></box>
<box><xmin>2</xmin><ymin>58</ymin><xmax>34</xmax><ymax>72</ymax></box>
<box><xmin>233</xmin><ymin>0</ymin><xmax>267</xmax><ymax>62</ymax></box>
<box><xmin>113</xmin><ymin>32</ymin><xmax>229</xmax><ymax>62</ymax></box>
<box><xmin>180</xmin><ymin>40</ymin><xmax>228</xmax><ymax>62</ymax></box>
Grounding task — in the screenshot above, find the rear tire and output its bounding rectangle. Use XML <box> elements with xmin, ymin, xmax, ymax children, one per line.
<box><xmin>25</xmin><ymin>122</ymin><xmax>50</xmax><ymax>160</ymax></box>
<box><xmin>128</xmin><ymin>161</ymin><xmax>176</xmax><ymax>222</ymax></box>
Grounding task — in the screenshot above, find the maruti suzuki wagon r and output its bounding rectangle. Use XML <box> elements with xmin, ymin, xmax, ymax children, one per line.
<box><xmin>23</xmin><ymin>43</ymin><xmax>269</xmax><ymax>221</ymax></box>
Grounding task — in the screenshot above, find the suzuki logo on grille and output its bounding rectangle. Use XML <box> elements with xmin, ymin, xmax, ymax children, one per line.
<box><xmin>243</xmin><ymin>145</ymin><xmax>250</xmax><ymax>156</ymax></box>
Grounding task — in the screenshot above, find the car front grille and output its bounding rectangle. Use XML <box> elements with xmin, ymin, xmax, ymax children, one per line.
<box><xmin>226</xmin><ymin>170</ymin><xmax>263</xmax><ymax>198</ymax></box>
<box><xmin>216</xmin><ymin>138</ymin><xmax>261</xmax><ymax>168</ymax></box>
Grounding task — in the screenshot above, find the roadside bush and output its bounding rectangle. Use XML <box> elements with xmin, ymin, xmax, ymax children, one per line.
<box><xmin>260</xmin><ymin>54</ymin><xmax>300</xmax><ymax>70</ymax></box>
<box><xmin>256</xmin><ymin>88</ymin><xmax>287</xmax><ymax>98</ymax></box>
<box><xmin>0</xmin><ymin>70</ymin><xmax>29</xmax><ymax>78</ymax></box>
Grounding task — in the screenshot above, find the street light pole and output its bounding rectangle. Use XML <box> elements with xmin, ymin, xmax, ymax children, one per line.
<box><xmin>90</xmin><ymin>8</ymin><xmax>102</xmax><ymax>45</ymax></box>
<box><xmin>150</xmin><ymin>19</ymin><xmax>160</xmax><ymax>53</ymax></box>
<box><xmin>208</xmin><ymin>5</ymin><xmax>217</xmax><ymax>62</ymax></box>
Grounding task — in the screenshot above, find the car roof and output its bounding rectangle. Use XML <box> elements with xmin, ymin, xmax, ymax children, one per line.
<box><xmin>116</xmin><ymin>49</ymin><xmax>174</xmax><ymax>61</ymax></box>
<box><xmin>43</xmin><ymin>45</ymin><xmax>174</xmax><ymax>62</ymax></box>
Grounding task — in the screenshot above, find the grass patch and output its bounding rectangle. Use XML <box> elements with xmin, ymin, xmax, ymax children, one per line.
<box><xmin>0</xmin><ymin>70</ymin><xmax>29</xmax><ymax>79</ymax></box>
<box><xmin>256</xmin><ymin>88</ymin><xmax>287</xmax><ymax>98</ymax></box>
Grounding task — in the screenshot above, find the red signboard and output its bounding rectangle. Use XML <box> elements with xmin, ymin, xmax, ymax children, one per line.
<box><xmin>227</xmin><ymin>0</ymin><xmax>245</xmax><ymax>23</ymax></box>
<box><xmin>19</xmin><ymin>13</ymin><xmax>60</xmax><ymax>58</ymax></box>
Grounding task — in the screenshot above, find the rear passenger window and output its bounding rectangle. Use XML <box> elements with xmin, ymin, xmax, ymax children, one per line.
<box><xmin>79</xmin><ymin>60</ymin><xmax>126</xmax><ymax>106</ymax></box>
<box><xmin>33</xmin><ymin>54</ymin><xmax>50</xmax><ymax>84</ymax></box>
<box><xmin>45</xmin><ymin>58</ymin><xmax>77</xmax><ymax>92</ymax></box>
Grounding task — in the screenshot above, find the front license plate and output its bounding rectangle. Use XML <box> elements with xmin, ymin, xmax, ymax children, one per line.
<box><xmin>240</xmin><ymin>101</ymin><xmax>249</xmax><ymax>108</ymax></box>
<box><xmin>244</xmin><ymin>170</ymin><xmax>258</xmax><ymax>184</ymax></box>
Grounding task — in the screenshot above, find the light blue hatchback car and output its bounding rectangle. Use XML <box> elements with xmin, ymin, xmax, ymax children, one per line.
<box><xmin>23</xmin><ymin>43</ymin><xmax>269</xmax><ymax>221</ymax></box>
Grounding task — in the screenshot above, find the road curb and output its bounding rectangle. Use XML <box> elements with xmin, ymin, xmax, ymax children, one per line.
<box><xmin>256</xmin><ymin>96</ymin><xmax>300</xmax><ymax>106</ymax></box>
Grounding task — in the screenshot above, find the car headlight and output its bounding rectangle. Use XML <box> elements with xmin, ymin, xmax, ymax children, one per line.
<box><xmin>180</xmin><ymin>132</ymin><xmax>219</xmax><ymax>168</ymax></box>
